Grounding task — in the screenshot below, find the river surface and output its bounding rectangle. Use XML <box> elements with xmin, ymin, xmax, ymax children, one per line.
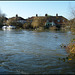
<box><xmin>0</xmin><ymin>29</ymin><xmax>75</xmax><ymax>74</ymax></box>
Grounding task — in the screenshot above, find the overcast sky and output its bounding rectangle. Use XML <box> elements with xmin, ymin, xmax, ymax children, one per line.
<box><xmin>0</xmin><ymin>1</ymin><xmax>75</xmax><ymax>19</ymax></box>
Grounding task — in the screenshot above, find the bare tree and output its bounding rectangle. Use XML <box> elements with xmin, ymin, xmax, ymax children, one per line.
<box><xmin>68</xmin><ymin>5</ymin><xmax>75</xmax><ymax>32</ymax></box>
<box><xmin>0</xmin><ymin>9</ymin><xmax>6</xmax><ymax>28</ymax></box>
<box><xmin>63</xmin><ymin>4</ymin><xmax>75</xmax><ymax>31</ymax></box>
<box><xmin>0</xmin><ymin>9</ymin><xmax>6</xmax><ymax>23</ymax></box>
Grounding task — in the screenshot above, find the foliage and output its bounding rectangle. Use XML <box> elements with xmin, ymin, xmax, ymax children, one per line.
<box><xmin>8</xmin><ymin>21</ymin><xmax>23</xmax><ymax>28</ymax></box>
<box><xmin>71</xmin><ymin>38</ymin><xmax>75</xmax><ymax>42</ymax></box>
<box><xmin>31</xmin><ymin>17</ymin><xmax>46</xmax><ymax>29</ymax></box>
<box><xmin>23</xmin><ymin>22</ymin><xmax>32</xmax><ymax>29</ymax></box>
<box><xmin>6</xmin><ymin>17</ymin><xmax>24</xmax><ymax>28</ymax></box>
<box><xmin>66</xmin><ymin>39</ymin><xmax>75</xmax><ymax>56</ymax></box>
<box><xmin>16</xmin><ymin>22</ymin><xmax>23</xmax><ymax>28</ymax></box>
<box><xmin>35</xmin><ymin>27</ymin><xmax>44</xmax><ymax>32</ymax></box>
<box><xmin>0</xmin><ymin>23</ymin><xmax>3</xmax><ymax>28</ymax></box>
<box><xmin>49</xmin><ymin>26</ymin><xmax>57</xmax><ymax>30</ymax></box>
<box><xmin>65</xmin><ymin>7</ymin><xmax>75</xmax><ymax>32</ymax></box>
<box><xmin>0</xmin><ymin>9</ymin><xmax>6</xmax><ymax>28</ymax></box>
<box><xmin>6</xmin><ymin>18</ymin><xmax>16</xmax><ymax>25</ymax></box>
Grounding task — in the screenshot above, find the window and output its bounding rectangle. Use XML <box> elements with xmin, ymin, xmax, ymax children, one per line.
<box><xmin>58</xmin><ymin>20</ymin><xmax>60</xmax><ymax>22</ymax></box>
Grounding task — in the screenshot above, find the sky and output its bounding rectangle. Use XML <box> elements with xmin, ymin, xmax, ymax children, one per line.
<box><xmin>0</xmin><ymin>1</ymin><xmax>75</xmax><ymax>20</ymax></box>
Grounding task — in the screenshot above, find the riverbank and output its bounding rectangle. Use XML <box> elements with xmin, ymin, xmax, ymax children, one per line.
<box><xmin>66</xmin><ymin>39</ymin><xmax>75</xmax><ymax>57</ymax></box>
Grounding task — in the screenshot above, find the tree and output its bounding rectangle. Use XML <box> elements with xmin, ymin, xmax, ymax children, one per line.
<box><xmin>69</xmin><ymin>6</ymin><xmax>75</xmax><ymax>32</ymax></box>
<box><xmin>62</xmin><ymin>5</ymin><xmax>75</xmax><ymax>31</ymax></box>
<box><xmin>7</xmin><ymin>21</ymin><xmax>23</xmax><ymax>28</ymax></box>
<box><xmin>23</xmin><ymin>22</ymin><xmax>32</xmax><ymax>29</ymax></box>
<box><xmin>0</xmin><ymin>9</ymin><xmax>6</xmax><ymax>28</ymax></box>
<box><xmin>6</xmin><ymin>18</ymin><xmax>16</xmax><ymax>25</ymax></box>
<box><xmin>31</xmin><ymin>17</ymin><xmax>46</xmax><ymax>29</ymax></box>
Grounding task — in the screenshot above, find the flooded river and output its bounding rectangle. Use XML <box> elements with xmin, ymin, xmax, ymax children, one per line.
<box><xmin>0</xmin><ymin>29</ymin><xmax>75</xmax><ymax>74</ymax></box>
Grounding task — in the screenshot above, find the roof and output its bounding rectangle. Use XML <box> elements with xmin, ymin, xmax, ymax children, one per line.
<box><xmin>30</xmin><ymin>16</ymin><xmax>68</xmax><ymax>22</ymax></box>
<box><xmin>47</xmin><ymin>16</ymin><xmax>68</xmax><ymax>20</ymax></box>
<box><xmin>8</xmin><ymin>16</ymin><xmax>25</xmax><ymax>21</ymax></box>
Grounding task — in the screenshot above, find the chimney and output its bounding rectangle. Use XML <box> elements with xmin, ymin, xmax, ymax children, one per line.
<box><xmin>16</xmin><ymin>14</ymin><xmax>18</xmax><ymax>18</ymax></box>
<box><xmin>56</xmin><ymin>13</ymin><xmax>58</xmax><ymax>17</ymax></box>
<box><xmin>36</xmin><ymin>14</ymin><xmax>38</xmax><ymax>17</ymax></box>
<box><xmin>45</xmin><ymin>14</ymin><xmax>48</xmax><ymax>17</ymax></box>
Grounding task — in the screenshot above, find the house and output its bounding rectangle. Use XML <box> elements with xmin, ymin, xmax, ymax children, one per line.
<box><xmin>6</xmin><ymin>14</ymin><xmax>27</xmax><ymax>25</ymax></box>
<box><xmin>27</xmin><ymin>16</ymin><xmax>35</xmax><ymax>23</ymax></box>
<box><xmin>15</xmin><ymin>14</ymin><xmax>27</xmax><ymax>24</ymax></box>
<box><xmin>45</xmin><ymin>14</ymin><xmax>68</xmax><ymax>28</ymax></box>
<box><xmin>45</xmin><ymin>20</ymin><xmax>56</xmax><ymax>28</ymax></box>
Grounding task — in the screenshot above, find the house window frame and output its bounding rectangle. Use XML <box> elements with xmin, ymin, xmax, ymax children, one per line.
<box><xmin>63</xmin><ymin>19</ymin><xmax>64</xmax><ymax>22</ymax></box>
<box><xmin>57</xmin><ymin>19</ymin><xmax>60</xmax><ymax>22</ymax></box>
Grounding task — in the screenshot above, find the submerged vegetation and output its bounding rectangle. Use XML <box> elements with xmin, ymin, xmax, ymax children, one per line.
<box><xmin>66</xmin><ymin>39</ymin><xmax>75</xmax><ymax>57</ymax></box>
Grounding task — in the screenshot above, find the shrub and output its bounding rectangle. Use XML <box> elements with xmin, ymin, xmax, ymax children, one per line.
<box><xmin>31</xmin><ymin>17</ymin><xmax>46</xmax><ymax>29</ymax></box>
<box><xmin>0</xmin><ymin>23</ymin><xmax>3</xmax><ymax>28</ymax></box>
<box><xmin>66</xmin><ymin>39</ymin><xmax>75</xmax><ymax>56</ymax></box>
<box><xmin>23</xmin><ymin>22</ymin><xmax>32</xmax><ymax>29</ymax></box>
<box><xmin>9</xmin><ymin>21</ymin><xmax>23</xmax><ymax>28</ymax></box>
<box><xmin>49</xmin><ymin>26</ymin><xmax>57</xmax><ymax>30</ymax></box>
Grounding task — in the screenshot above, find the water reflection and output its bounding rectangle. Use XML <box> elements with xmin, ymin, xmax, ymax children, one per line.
<box><xmin>0</xmin><ymin>29</ymin><xmax>75</xmax><ymax>74</ymax></box>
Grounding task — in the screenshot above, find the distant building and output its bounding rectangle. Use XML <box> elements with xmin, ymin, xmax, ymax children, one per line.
<box><xmin>6</xmin><ymin>14</ymin><xmax>27</xmax><ymax>25</ymax></box>
<box><xmin>45</xmin><ymin>13</ymin><xmax>68</xmax><ymax>27</ymax></box>
<box><xmin>26</xmin><ymin>13</ymin><xmax>68</xmax><ymax>29</ymax></box>
<box><xmin>6</xmin><ymin>14</ymin><xmax>68</xmax><ymax>28</ymax></box>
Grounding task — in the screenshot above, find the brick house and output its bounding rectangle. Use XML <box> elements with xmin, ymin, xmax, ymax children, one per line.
<box><xmin>45</xmin><ymin>14</ymin><xmax>68</xmax><ymax>28</ymax></box>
